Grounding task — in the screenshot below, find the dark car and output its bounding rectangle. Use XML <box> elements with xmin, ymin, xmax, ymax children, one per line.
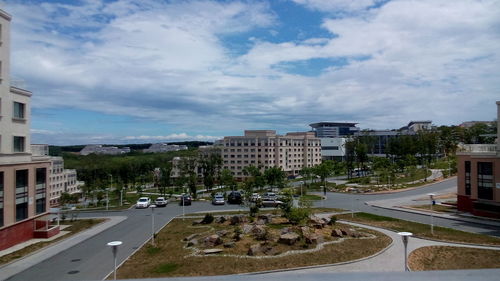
<box><xmin>179</xmin><ymin>194</ymin><xmax>192</xmax><ymax>206</ymax></box>
<box><xmin>227</xmin><ymin>191</ymin><xmax>242</xmax><ymax>204</ymax></box>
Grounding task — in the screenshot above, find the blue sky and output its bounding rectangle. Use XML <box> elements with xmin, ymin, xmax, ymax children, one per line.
<box><xmin>3</xmin><ymin>0</ymin><xmax>500</xmax><ymax>145</ymax></box>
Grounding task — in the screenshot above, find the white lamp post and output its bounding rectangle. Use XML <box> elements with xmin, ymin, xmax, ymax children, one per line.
<box><xmin>106</xmin><ymin>189</ymin><xmax>109</xmax><ymax>211</ymax></box>
<box><xmin>150</xmin><ymin>204</ymin><xmax>156</xmax><ymax>246</ymax></box>
<box><xmin>106</xmin><ymin>241</ymin><xmax>122</xmax><ymax>280</ymax></box>
<box><xmin>398</xmin><ymin>232</ymin><xmax>412</xmax><ymax>271</ymax></box>
<box><xmin>427</xmin><ymin>193</ymin><xmax>435</xmax><ymax>235</ymax></box>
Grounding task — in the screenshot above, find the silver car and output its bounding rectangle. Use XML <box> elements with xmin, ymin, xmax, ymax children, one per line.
<box><xmin>212</xmin><ymin>195</ymin><xmax>225</xmax><ymax>205</ymax></box>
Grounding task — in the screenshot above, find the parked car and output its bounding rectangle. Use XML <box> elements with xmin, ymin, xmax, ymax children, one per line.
<box><xmin>227</xmin><ymin>191</ymin><xmax>242</xmax><ymax>204</ymax></box>
<box><xmin>249</xmin><ymin>193</ymin><xmax>261</xmax><ymax>203</ymax></box>
<box><xmin>260</xmin><ymin>199</ymin><xmax>283</xmax><ymax>208</ymax></box>
<box><xmin>262</xmin><ymin>192</ymin><xmax>277</xmax><ymax>201</ymax></box>
<box><xmin>155</xmin><ymin>197</ymin><xmax>168</xmax><ymax>207</ymax></box>
<box><xmin>212</xmin><ymin>194</ymin><xmax>225</xmax><ymax>205</ymax></box>
<box><xmin>136</xmin><ymin>197</ymin><xmax>151</xmax><ymax>208</ymax></box>
<box><xmin>179</xmin><ymin>194</ymin><xmax>192</xmax><ymax>206</ymax></box>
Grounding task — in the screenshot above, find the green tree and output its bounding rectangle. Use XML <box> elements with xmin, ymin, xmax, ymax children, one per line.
<box><xmin>180</xmin><ymin>157</ymin><xmax>198</xmax><ymax>198</ymax></box>
<box><xmin>313</xmin><ymin>161</ymin><xmax>334</xmax><ymax>195</ymax></box>
<box><xmin>264</xmin><ymin>166</ymin><xmax>286</xmax><ymax>190</ymax></box>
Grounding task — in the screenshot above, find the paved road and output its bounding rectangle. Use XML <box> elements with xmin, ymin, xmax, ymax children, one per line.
<box><xmin>6</xmin><ymin>177</ymin><xmax>500</xmax><ymax>281</ymax></box>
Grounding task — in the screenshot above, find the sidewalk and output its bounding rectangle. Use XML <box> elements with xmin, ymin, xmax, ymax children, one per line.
<box><xmin>0</xmin><ymin>216</ymin><xmax>127</xmax><ymax>281</ymax></box>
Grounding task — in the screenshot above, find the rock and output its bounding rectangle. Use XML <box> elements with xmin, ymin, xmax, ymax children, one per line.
<box><xmin>204</xmin><ymin>234</ymin><xmax>222</xmax><ymax>247</ymax></box>
<box><xmin>248</xmin><ymin>244</ymin><xmax>262</xmax><ymax>256</ymax></box>
<box><xmin>184</xmin><ymin>233</ymin><xmax>199</xmax><ymax>241</ymax></box>
<box><xmin>304</xmin><ymin>232</ymin><xmax>323</xmax><ymax>244</ymax></box>
<box><xmin>309</xmin><ymin>216</ymin><xmax>325</xmax><ymax>229</ymax></box>
<box><xmin>251</xmin><ymin>225</ymin><xmax>267</xmax><ymax>240</ymax></box>
<box><xmin>242</xmin><ymin>224</ymin><xmax>253</xmax><ymax>234</ymax></box>
<box><xmin>340</xmin><ymin>228</ymin><xmax>353</xmax><ymax>237</ymax></box>
<box><xmin>255</xmin><ymin>219</ymin><xmax>266</xmax><ymax>225</ymax></box>
<box><xmin>215</xmin><ymin>216</ymin><xmax>227</xmax><ymax>223</ymax></box>
<box><xmin>192</xmin><ymin>219</ymin><xmax>203</xmax><ymax>225</ymax></box>
<box><xmin>321</xmin><ymin>217</ymin><xmax>331</xmax><ymax>225</ymax></box>
<box><xmin>281</xmin><ymin>227</ymin><xmax>293</xmax><ymax>235</ymax></box>
<box><xmin>258</xmin><ymin>214</ymin><xmax>272</xmax><ymax>224</ymax></box>
<box><xmin>300</xmin><ymin>226</ymin><xmax>312</xmax><ymax>236</ymax></box>
<box><xmin>223</xmin><ymin>242</ymin><xmax>235</xmax><ymax>248</ymax></box>
<box><xmin>203</xmin><ymin>248</ymin><xmax>223</xmax><ymax>255</ymax></box>
<box><xmin>216</xmin><ymin>230</ymin><xmax>229</xmax><ymax>237</ymax></box>
<box><xmin>279</xmin><ymin>232</ymin><xmax>300</xmax><ymax>245</ymax></box>
<box><xmin>332</xmin><ymin>229</ymin><xmax>343</xmax><ymax>237</ymax></box>
<box><xmin>230</xmin><ymin>215</ymin><xmax>248</xmax><ymax>225</ymax></box>
<box><xmin>187</xmin><ymin>239</ymin><xmax>198</xmax><ymax>247</ymax></box>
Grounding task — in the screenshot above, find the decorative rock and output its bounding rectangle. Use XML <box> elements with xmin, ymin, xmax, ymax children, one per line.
<box><xmin>300</xmin><ymin>226</ymin><xmax>311</xmax><ymax>236</ymax></box>
<box><xmin>216</xmin><ymin>230</ymin><xmax>229</xmax><ymax>237</ymax></box>
<box><xmin>230</xmin><ymin>215</ymin><xmax>248</xmax><ymax>225</ymax></box>
<box><xmin>281</xmin><ymin>227</ymin><xmax>293</xmax><ymax>235</ymax></box>
<box><xmin>203</xmin><ymin>248</ymin><xmax>223</xmax><ymax>255</ymax></box>
<box><xmin>242</xmin><ymin>224</ymin><xmax>253</xmax><ymax>234</ymax></box>
<box><xmin>332</xmin><ymin>229</ymin><xmax>343</xmax><ymax>237</ymax></box>
<box><xmin>187</xmin><ymin>239</ymin><xmax>198</xmax><ymax>247</ymax></box>
<box><xmin>204</xmin><ymin>234</ymin><xmax>222</xmax><ymax>247</ymax></box>
<box><xmin>247</xmin><ymin>244</ymin><xmax>262</xmax><ymax>256</ymax></box>
<box><xmin>215</xmin><ymin>216</ymin><xmax>227</xmax><ymax>223</ymax></box>
<box><xmin>257</xmin><ymin>214</ymin><xmax>272</xmax><ymax>224</ymax></box>
<box><xmin>184</xmin><ymin>233</ymin><xmax>199</xmax><ymax>241</ymax></box>
<box><xmin>251</xmin><ymin>225</ymin><xmax>267</xmax><ymax>240</ymax></box>
<box><xmin>279</xmin><ymin>232</ymin><xmax>300</xmax><ymax>245</ymax></box>
<box><xmin>255</xmin><ymin>219</ymin><xmax>266</xmax><ymax>225</ymax></box>
<box><xmin>304</xmin><ymin>232</ymin><xmax>323</xmax><ymax>244</ymax></box>
<box><xmin>309</xmin><ymin>216</ymin><xmax>325</xmax><ymax>229</ymax></box>
<box><xmin>223</xmin><ymin>241</ymin><xmax>235</xmax><ymax>248</ymax></box>
<box><xmin>192</xmin><ymin>219</ymin><xmax>203</xmax><ymax>225</ymax></box>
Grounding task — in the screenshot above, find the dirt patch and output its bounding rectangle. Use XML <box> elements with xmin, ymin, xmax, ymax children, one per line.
<box><xmin>409</xmin><ymin>246</ymin><xmax>500</xmax><ymax>270</ymax></box>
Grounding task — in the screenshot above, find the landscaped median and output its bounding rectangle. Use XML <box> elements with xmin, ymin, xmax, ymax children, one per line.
<box><xmin>409</xmin><ymin>246</ymin><xmax>500</xmax><ymax>270</ymax></box>
<box><xmin>337</xmin><ymin>212</ymin><xmax>500</xmax><ymax>245</ymax></box>
<box><xmin>114</xmin><ymin>212</ymin><xmax>391</xmax><ymax>279</ymax></box>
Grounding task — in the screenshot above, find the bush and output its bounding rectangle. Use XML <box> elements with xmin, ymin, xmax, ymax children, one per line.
<box><xmin>249</xmin><ymin>205</ymin><xmax>259</xmax><ymax>217</ymax></box>
<box><xmin>287</xmin><ymin>208</ymin><xmax>311</xmax><ymax>225</ymax></box>
<box><xmin>328</xmin><ymin>215</ymin><xmax>337</xmax><ymax>225</ymax></box>
<box><xmin>201</xmin><ymin>213</ymin><xmax>214</xmax><ymax>224</ymax></box>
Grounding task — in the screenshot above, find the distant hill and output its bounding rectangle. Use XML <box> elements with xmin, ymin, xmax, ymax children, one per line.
<box><xmin>48</xmin><ymin>141</ymin><xmax>213</xmax><ymax>156</ymax></box>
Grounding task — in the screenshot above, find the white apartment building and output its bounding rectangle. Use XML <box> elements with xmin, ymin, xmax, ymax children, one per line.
<box><xmin>80</xmin><ymin>144</ymin><xmax>131</xmax><ymax>155</ymax></box>
<box><xmin>219</xmin><ymin>130</ymin><xmax>322</xmax><ymax>180</ymax></box>
<box><xmin>143</xmin><ymin>143</ymin><xmax>188</xmax><ymax>153</ymax></box>
<box><xmin>49</xmin><ymin>157</ymin><xmax>82</xmax><ymax>207</ymax></box>
<box><xmin>320</xmin><ymin>137</ymin><xmax>347</xmax><ymax>161</ymax></box>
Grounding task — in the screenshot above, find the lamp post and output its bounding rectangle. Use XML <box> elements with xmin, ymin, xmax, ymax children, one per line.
<box><xmin>428</xmin><ymin>193</ymin><xmax>435</xmax><ymax>235</ymax></box>
<box><xmin>106</xmin><ymin>189</ymin><xmax>109</xmax><ymax>211</ymax></box>
<box><xmin>397</xmin><ymin>232</ymin><xmax>413</xmax><ymax>271</ymax></box>
<box><xmin>150</xmin><ymin>204</ymin><xmax>156</xmax><ymax>246</ymax></box>
<box><xmin>106</xmin><ymin>241</ymin><xmax>122</xmax><ymax>280</ymax></box>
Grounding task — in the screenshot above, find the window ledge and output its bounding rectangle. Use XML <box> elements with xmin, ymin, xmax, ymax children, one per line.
<box><xmin>12</xmin><ymin>117</ymin><xmax>27</xmax><ymax>123</ymax></box>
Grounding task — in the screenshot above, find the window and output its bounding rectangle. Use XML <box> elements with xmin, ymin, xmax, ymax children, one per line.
<box><xmin>465</xmin><ymin>161</ymin><xmax>471</xmax><ymax>195</ymax></box>
<box><xmin>323</xmin><ymin>146</ymin><xmax>339</xmax><ymax>150</ymax></box>
<box><xmin>16</xmin><ymin>169</ymin><xmax>29</xmax><ymax>221</ymax></box>
<box><xmin>477</xmin><ymin>162</ymin><xmax>493</xmax><ymax>200</ymax></box>
<box><xmin>36</xmin><ymin>168</ymin><xmax>47</xmax><ymax>214</ymax></box>
<box><xmin>13</xmin><ymin>136</ymin><xmax>25</xmax><ymax>152</ymax></box>
<box><xmin>13</xmin><ymin>102</ymin><xmax>25</xmax><ymax>119</ymax></box>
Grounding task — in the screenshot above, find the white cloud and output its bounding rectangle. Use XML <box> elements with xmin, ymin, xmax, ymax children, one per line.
<box><xmin>292</xmin><ymin>0</ymin><xmax>385</xmax><ymax>13</ymax></box>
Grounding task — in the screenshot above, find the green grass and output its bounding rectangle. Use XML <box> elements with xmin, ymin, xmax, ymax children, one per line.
<box><xmin>153</xmin><ymin>263</ymin><xmax>180</xmax><ymax>274</ymax></box>
<box><xmin>300</xmin><ymin>194</ymin><xmax>323</xmax><ymax>201</ymax></box>
<box><xmin>338</xmin><ymin>212</ymin><xmax>500</xmax><ymax>245</ymax></box>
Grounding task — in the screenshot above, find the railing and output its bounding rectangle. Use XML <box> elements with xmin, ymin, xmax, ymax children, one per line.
<box><xmin>458</xmin><ymin>144</ymin><xmax>497</xmax><ymax>153</ymax></box>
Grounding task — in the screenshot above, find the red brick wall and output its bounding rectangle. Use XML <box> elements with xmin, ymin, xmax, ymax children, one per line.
<box><xmin>0</xmin><ymin>219</ymin><xmax>35</xmax><ymax>251</ymax></box>
<box><xmin>457</xmin><ymin>194</ymin><xmax>473</xmax><ymax>212</ymax></box>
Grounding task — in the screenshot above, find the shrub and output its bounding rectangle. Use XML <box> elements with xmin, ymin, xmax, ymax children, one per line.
<box><xmin>328</xmin><ymin>215</ymin><xmax>337</xmax><ymax>225</ymax></box>
<box><xmin>201</xmin><ymin>213</ymin><xmax>214</xmax><ymax>224</ymax></box>
<box><xmin>287</xmin><ymin>208</ymin><xmax>311</xmax><ymax>225</ymax></box>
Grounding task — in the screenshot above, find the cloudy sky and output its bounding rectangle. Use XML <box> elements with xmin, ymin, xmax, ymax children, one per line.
<box><xmin>4</xmin><ymin>0</ymin><xmax>500</xmax><ymax>145</ymax></box>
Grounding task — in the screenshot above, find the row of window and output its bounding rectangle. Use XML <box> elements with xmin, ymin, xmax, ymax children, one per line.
<box><xmin>464</xmin><ymin>161</ymin><xmax>494</xmax><ymax>200</ymax></box>
<box><xmin>0</xmin><ymin>100</ymin><xmax>26</xmax><ymax>119</ymax></box>
<box><xmin>224</xmin><ymin>141</ymin><xmax>321</xmax><ymax>147</ymax></box>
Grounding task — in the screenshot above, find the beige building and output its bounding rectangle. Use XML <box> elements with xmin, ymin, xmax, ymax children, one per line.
<box><xmin>0</xmin><ymin>9</ymin><xmax>56</xmax><ymax>251</ymax></box>
<box><xmin>219</xmin><ymin>130</ymin><xmax>322</xmax><ymax>180</ymax></box>
<box><xmin>49</xmin><ymin>157</ymin><xmax>82</xmax><ymax>207</ymax></box>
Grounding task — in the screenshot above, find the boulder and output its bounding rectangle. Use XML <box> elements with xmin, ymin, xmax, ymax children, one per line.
<box><xmin>279</xmin><ymin>232</ymin><xmax>300</xmax><ymax>245</ymax></box>
<box><xmin>304</xmin><ymin>232</ymin><xmax>323</xmax><ymax>244</ymax></box>
<box><xmin>215</xmin><ymin>216</ymin><xmax>227</xmax><ymax>224</ymax></box>
<box><xmin>204</xmin><ymin>234</ymin><xmax>222</xmax><ymax>247</ymax></box>
<box><xmin>223</xmin><ymin>241</ymin><xmax>235</xmax><ymax>248</ymax></box>
<box><xmin>187</xmin><ymin>238</ymin><xmax>198</xmax><ymax>247</ymax></box>
<box><xmin>248</xmin><ymin>244</ymin><xmax>262</xmax><ymax>256</ymax></box>
<box><xmin>242</xmin><ymin>224</ymin><xmax>253</xmax><ymax>234</ymax></box>
<box><xmin>255</xmin><ymin>219</ymin><xmax>267</xmax><ymax>225</ymax></box>
<box><xmin>300</xmin><ymin>226</ymin><xmax>312</xmax><ymax>236</ymax></box>
<box><xmin>203</xmin><ymin>248</ymin><xmax>223</xmax><ymax>255</ymax></box>
<box><xmin>258</xmin><ymin>214</ymin><xmax>272</xmax><ymax>224</ymax></box>
<box><xmin>309</xmin><ymin>216</ymin><xmax>325</xmax><ymax>229</ymax></box>
<box><xmin>281</xmin><ymin>227</ymin><xmax>293</xmax><ymax>235</ymax></box>
<box><xmin>251</xmin><ymin>225</ymin><xmax>268</xmax><ymax>240</ymax></box>
<box><xmin>216</xmin><ymin>230</ymin><xmax>229</xmax><ymax>237</ymax></box>
<box><xmin>332</xmin><ymin>229</ymin><xmax>343</xmax><ymax>237</ymax></box>
<box><xmin>192</xmin><ymin>219</ymin><xmax>203</xmax><ymax>225</ymax></box>
<box><xmin>230</xmin><ymin>215</ymin><xmax>248</xmax><ymax>225</ymax></box>
<box><xmin>341</xmin><ymin>228</ymin><xmax>353</xmax><ymax>237</ymax></box>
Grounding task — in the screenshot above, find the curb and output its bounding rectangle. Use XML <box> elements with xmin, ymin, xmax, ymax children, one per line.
<box><xmin>357</xmin><ymin>176</ymin><xmax>457</xmax><ymax>196</ymax></box>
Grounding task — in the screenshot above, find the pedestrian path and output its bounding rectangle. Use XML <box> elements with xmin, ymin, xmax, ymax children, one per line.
<box><xmin>0</xmin><ymin>216</ymin><xmax>127</xmax><ymax>281</ymax></box>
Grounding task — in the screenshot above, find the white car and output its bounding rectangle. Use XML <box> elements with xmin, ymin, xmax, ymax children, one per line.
<box><xmin>136</xmin><ymin>197</ymin><xmax>151</xmax><ymax>208</ymax></box>
<box><xmin>212</xmin><ymin>194</ymin><xmax>225</xmax><ymax>205</ymax></box>
<box><xmin>155</xmin><ymin>197</ymin><xmax>168</xmax><ymax>207</ymax></box>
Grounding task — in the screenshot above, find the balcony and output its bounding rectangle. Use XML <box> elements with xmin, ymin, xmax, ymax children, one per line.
<box><xmin>457</xmin><ymin>144</ymin><xmax>497</xmax><ymax>154</ymax></box>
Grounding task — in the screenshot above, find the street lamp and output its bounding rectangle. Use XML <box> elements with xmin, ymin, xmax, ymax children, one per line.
<box><xmin>106</xmin><ymin>189</ymin><xmax>109</xmax><ymax>211</ymax></box>
<box><xmin>427</xmin><ymin>193</ymin><xmax>435</xmax><ymax>235</ymax></box>
<box><xmin>397</xmin><ymin>232</ymin><xmax>413</xmax><ymax>272</ymax></box>
<box><xmin>106</xmin><ymin>240</ymin><xmax>122</xmax><ymax>280</ymax></box>
<box><xmin>150</xmin><ymin>204</ymin><xmax>157</xmax><ymax>246</ymax></box>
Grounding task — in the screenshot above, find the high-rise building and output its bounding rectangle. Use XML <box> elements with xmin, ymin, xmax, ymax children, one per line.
<box><xmin>219</xmin><ymin>130</ymin><xmax>321</xmax><ymax>180</ymax></box>
<box><xmin>309</xmin><ymin>122</ymin><xmax>359</xmax><ymax>138</ymax></box>
<box><xmin>0</xmin><ymin>9</ymin><xmax>57</xmax><ymax>251</ymax></box>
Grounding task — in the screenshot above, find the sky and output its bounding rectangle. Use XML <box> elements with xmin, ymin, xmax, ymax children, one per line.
<box><xmin>3</xmin><ymin>0</ymin><xmax>500</xmax><ymax>145</ymax></box>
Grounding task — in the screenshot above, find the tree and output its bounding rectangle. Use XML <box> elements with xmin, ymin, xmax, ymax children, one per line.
<box><xmin>243</xmin><ymin>165</ymin><xmax>265</xmax><ymax>190</ymax></box>
<box><xmin>264</xmin><ymin>166</ymin><xmax>286</xmax><ymax>190</ymax></box>
<box><xmin>199</xmin><ymin>148</ymin><xmax>223</xmax><ymax>191</ymax></box>
<box><xmin>299</xmin><ymin>166</ymin><xmax>314</xmax><ymax>189</ymax></box>
<box><xmin>220</xmin><ymin>169</ymin><xmax>236</xmax><ymax>190</ymax></box>
<box><xmin>313</xmin><ymin>161</ymin><xmax>334</xmax><ymax>195</ymax></box>
<box><xmin>180</xmin><ymin>157</ymin><xmax>198</xmax><ymax>198</ymax></box>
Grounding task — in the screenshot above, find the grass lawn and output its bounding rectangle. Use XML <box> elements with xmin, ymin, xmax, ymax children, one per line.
<box><xmin>409</xmin><ymin>246</ymin><xmax>500</xmax><ymax>270</ymax></box>
<box><xmin>337</xmin><ymin>212</ymin><xmax>500</xmax><ymax>246</ymax></box>
<box><xmin>0</xmin><ymin>219</ymin><xmax>105</xmax><ymax>265</ymax></box>
<box><xmin>408</xmin><ymin>204</ymin><xmax>457</xmax><ymax>213</ymax></box>
<box><xmin>116</xmin><ymin>216</ymin><xmax>390</xmax><ymax>279</ymax></box>
<box><xmin>300</xmin><ymin>194</ymin><xmax>323</xmax><ymax>201</ymax></box>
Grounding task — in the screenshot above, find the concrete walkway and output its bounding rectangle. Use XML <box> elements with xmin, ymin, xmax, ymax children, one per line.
<box><xmin>260</xmin><ymin>219</ymin><xmax>500</xmax><ymax>275</ymax></box>
<box><xmin>0</xmin><ymin>216</ymin><xmax>127</xmax><ymax>281</ymax></box>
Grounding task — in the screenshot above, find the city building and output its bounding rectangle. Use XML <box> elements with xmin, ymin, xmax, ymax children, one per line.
<box><xmin>459</xmin><ymin>121</ymin><xmax>496</xmax><ymax>128</ymax></box>
<box><xmin>320</xmin><ymin>137</ymin><xmax>347</xmax><ymax>161</ymax></box>
<box><xmin>143</xmin><ymin>143</ymin><xmax>188</xmax><ymax>153</ymax></box>
<box><xmin>48</xmin><ymin>157</ymin><xmax>83</xmax><ymax>207</ymax></box>
<box><xmin>309</xmin><ymin>122</ymin><xmax>359</xmax><ymax>138</ymax></box>
<box><xmin>80</xmin><ymin>144</ymin><xmax>131</xmax><ymax>155</ymax></box>
<box><xmin>0</xmin><ymin>9</ymin><xmax>57</xmax><ymax>251</ymax></box>
<box><xmin>456</xmin><ymin>101</ymin><xmax>500</xmax><ymax>218</ymax></box>
<box><xmin>219</xmin><ymin>130</ymin><xmax>321</xmax><ymax>180</ymax></box>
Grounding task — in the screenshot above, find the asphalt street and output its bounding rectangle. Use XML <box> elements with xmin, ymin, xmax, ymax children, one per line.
<box><xmin>6</xmin><ymin>177</ymin><xmax>500</xmax><ymax>281</ymax></box>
